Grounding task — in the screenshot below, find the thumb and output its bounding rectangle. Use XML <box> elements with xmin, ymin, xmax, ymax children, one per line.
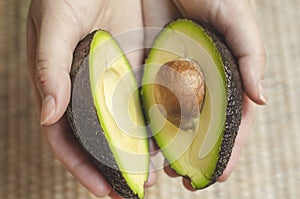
<box><xmin>34</xmin><ymin>18</ymin><xmax>80</xmax><ymax>125</ymax></box>
<box><xmin>214</xmin><ymin>1</ymin><xmax>267</xmax><ymax>105</ymax></box>
<box><xmin>36</xmin><ymin>62</ymin><xmax>70</xmax><ymax>126</ymax></box>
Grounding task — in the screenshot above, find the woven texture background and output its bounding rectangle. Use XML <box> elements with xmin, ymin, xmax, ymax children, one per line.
<box><xmin>1</xmin><ymin>0</ymin><xmax>300</xmax><ymax>198</ymax></box>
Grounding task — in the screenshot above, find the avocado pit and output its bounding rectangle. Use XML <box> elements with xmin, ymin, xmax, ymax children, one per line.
<box><xmin>154</xmin><ymin>59</ymin><xmax>206</xmax><ymax>129</ymax></box>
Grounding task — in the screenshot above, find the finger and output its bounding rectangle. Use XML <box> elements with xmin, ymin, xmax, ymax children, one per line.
<box><xmin>144</xmin><ymin>161</ymin><xmax>158</xmax><ymax>187</ymax></box>
<box><xmin>163</xmin><ymin>162</ymin><xmax>196</xmax><ymax>191</ymax></box>
<box><xmin>43</xmin><ymin>116</ymin><xmax>112</xmax><ymax>197</ymax></box>
<box><xmin>108</xmin><ymin>191</ymin><xmax>124</xmax><ymax>199</ymax></box>
<box><xmin>35</xmin><ymin>23</ymin><xmax>76</xmax><ymax>125</ymax></box>
<box><xmin>29</xmin><ymin>4</ymin><xmax>82</xmax><ymax>126</ymax></box>
<box><xmin>213</xmin><ymin>1</ymin><xmax>267</xmax><ymax>105</ymax></box>
<box><xmin>163</xmin><ymin>159</ymin><xmax>178</xmax><ymax>178</ymax></box>
<box><xmin>218</xmin><ymin>95</ymin><xmax>256</xmax><ymax>182</ymax></box>
<box><xmin>182</xmin><ymin>178</ymin><xmax>196</xmax><ymax>192</ymax></box>
<box><xmin>164</xmin><ymin>166</ymin><xmax>178</xmax><ymax>178</ymax></box>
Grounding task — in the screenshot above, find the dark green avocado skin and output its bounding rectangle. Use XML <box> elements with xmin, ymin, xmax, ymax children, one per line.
<box><xmin>66</xmin><ymin>31</ymin><xmax>140</xmax><ymax>199</ymax></box>
<box><xmin>199</xmin><ymin>22</ymin><xmax>243</xmax><ymax>186</ymax></box>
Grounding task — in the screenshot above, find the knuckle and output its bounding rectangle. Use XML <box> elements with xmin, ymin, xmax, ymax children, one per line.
<box><xmin>35</xmin><ymin>59</ymin><xmax>50</xmax><ymax>88</ymax></box>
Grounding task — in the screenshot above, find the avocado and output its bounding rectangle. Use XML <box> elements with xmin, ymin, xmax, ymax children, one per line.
<box><xmin>67</xmin><ymin>30</ymin><xmax>149</xmax><ymax>199</ymax></box>
<box><xmin>141</xmin><ymin>19</ymin><xmax>243</xmax><ymax>189</ymax></box>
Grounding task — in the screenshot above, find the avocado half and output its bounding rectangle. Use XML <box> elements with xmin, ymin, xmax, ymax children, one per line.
<box><xmin>67</xmin><ymin>30</ymin><xmax>149</xmax><ymax>199</ymax></box>
<box><xmin>141</xmin><ymin>19</ymin><xmax>243</xmax><ymax>189</ymax></box>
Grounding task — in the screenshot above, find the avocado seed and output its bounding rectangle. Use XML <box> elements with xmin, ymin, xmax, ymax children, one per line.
<box><xmin>154</xmin><ymin>59</ymin><xmax>206</xmax><ymax>129</ymax></box>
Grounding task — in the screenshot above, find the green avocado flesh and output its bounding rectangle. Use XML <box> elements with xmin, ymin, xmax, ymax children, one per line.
<box><xmin>141</xmin><ymin>19</ymin><xmax>242</xmax><ymax>188</ymax></box>
<box><xmin>89</xmin><ymin>31</ymin><xmax>149</xmax><ymax>197</ymax></box>
<box><xmin>69</xmin><ymin>30</ymin><xmax>149</xmax><ymax>199</ymax></box>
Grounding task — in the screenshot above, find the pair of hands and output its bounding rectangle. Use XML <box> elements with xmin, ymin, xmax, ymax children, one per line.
<box><xmin>26</xmin><ymin>0</ymin><xmax>266</xmax><ymax>198</ymax></box>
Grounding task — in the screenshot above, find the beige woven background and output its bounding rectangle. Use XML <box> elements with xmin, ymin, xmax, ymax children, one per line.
<box><xmin>1</xmin><ymin>0</ymin><xmax>300</xmax><ymax>198</ymax></box>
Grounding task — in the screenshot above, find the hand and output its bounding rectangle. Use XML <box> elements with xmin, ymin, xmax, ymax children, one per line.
<box><xmin>26</xmin><ymin>0</ymin><xmax>156</xmax><ymax>198</ymax></box>
<box><xmin>143</xmin><ymin>0</ymin><xmax>267</xmax><ymax>190</ymax></box>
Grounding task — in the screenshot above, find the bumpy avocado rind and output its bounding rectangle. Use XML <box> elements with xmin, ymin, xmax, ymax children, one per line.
<box><xmin>67</xmin><ymin>30</ymin><xmax>149</xmax><ymax>199</ymax></box>
<box><xmin>141</xmin><ymin>19</ymin><xmax>243</xmax><ymax>189</ymax></box>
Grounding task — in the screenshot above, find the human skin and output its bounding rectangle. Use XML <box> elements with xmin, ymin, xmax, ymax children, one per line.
<box><xmin>27</xmin><ymin>0</ymin><xmax>266</xmax><ymax>197</ymax></box>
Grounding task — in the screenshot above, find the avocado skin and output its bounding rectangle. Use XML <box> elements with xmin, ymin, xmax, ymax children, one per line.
<box><xmin>66</xmin><ymin>31</ymin><xmax>140</xmax><ymax>199</ymax></box>
<box><xmin>197</xmin><ymin>21</ymin><xmax>243</xmax><ymax>186</ymax></box>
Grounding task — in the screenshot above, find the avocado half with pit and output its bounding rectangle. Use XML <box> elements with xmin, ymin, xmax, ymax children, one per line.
<box><xmin>141</xmin><ymin>19</ymin><xmax>243</xmax><ymax>188</ymax></box>
<box><xmin>67</xmin><ymin>30</ymin><xmax>149</xmax><ymax>199</ymax></box>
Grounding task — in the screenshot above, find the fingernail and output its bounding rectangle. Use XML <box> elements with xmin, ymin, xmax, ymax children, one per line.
<box><xmin>40</xmin><ymin>95</ymin><xmax>56</xmax><ymax>125</ymax></box>
<box><xmin>259</xmin><ymin>81</ymin><xmax>268</xmax><ymax>105</ymax></box>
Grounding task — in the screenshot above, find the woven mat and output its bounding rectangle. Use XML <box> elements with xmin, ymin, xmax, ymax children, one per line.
<box><xmin>1</xmin><ymin>0</ymin><xmax>300</xmax><ymax>198</ymax></box>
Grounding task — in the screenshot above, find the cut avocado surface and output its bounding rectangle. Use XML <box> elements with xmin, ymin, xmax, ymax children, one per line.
<box><xmin>141</xmin><ymin>19</ymin><xmax>243</xmax><ymax>188</ymax></box>
<box><xmin>67</xmin><ymin>18</ymin><xmax>243</xmax><ymax>197</ymax></box>
<box><xmin>67</xmin><ymin>30</ymin><xmax>149</xmax><ymax>199</ymax></box>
